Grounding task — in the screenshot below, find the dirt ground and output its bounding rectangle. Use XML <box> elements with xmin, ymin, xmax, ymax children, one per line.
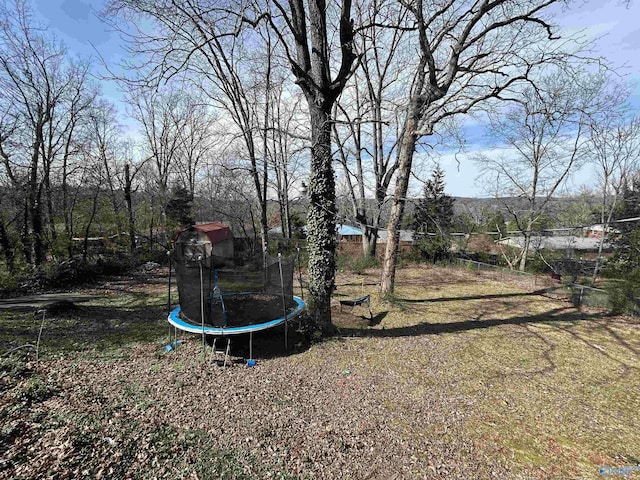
<box><xmin>1</xmin><ymin>265</ymin><xmax>639</xmax><ymax>479</ymax></box>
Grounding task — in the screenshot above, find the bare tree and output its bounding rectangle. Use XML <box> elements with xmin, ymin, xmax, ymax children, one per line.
<box><xmin>379</xmin><ymin>0</ymin><xmax>582</xmax><ymax>293</ymax></box>
<box><xmin>172</xmin><ymin>97</ymin><xmax>218</xmax><ymax>197</ymax></box>
<box><xmin>107</xmin><ymin>0</ymin><xmax>358</xmax><ymax>331</ymax></box>
<box><xmin>587</xmin><ymin>85</ymin><xmax>640</xmax><ymax>280</ymax></box>
<box><xmin>128</xmin><ymin>88</ymin><xmax>182</xmax><ymax>220</ymax></box>
<box><xmin>76</xmin><ymin>151</ymin><xmax>106</xmax><ymax>264</ymax></box>
<box><xmin>87</xmin><ymin>100</ymin><xmax>125</xmax><ymax>234</ymax></box>
<box><xmin>476</xmin><ymin>69</ymin><xmax>610</xmax><ymax>271</ymax></box>
<box><xmin>333</xmin><ymin>0</ymin><xmax>410</xmax><ymax>257</ymax></box>
<box><xmin>0</xmin><ymin>0</ymin><xmax>96</xmax><ymax>265</ymax></box>
<box><xmin>107</xmin><ymin>2</ymin><xmax>275</xmax><ymax>257</ymax></box>
<box><xmin>263</xmin><ymin>0</ymin><xmax>358</xmax><ymax>331</ymax></box>
<box><xmin>261</xmin><ymin>83</ymin><xmax>308</xmax><ymax>239</ymax></box>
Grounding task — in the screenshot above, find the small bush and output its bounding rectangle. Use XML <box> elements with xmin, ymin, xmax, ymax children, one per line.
<box><xmin>416</xmin><ymin>235</ymin><xmax>450</xmax><ymax>263</ymax></box>
<box><xmin>0</xmin><ymin>356</ymin><xmax>32</xmax><ymax>380</ymax></box>
<box><xmin>336</xmin><ymin>253</ymin><xmax>379</xmax><ymax>274</ymax></box>
<box><xmin>605</xmin><ymin>271</ymin><xmax>640</xmax><ymax>315</ymax></box>
<box><xmin>399</xmin><ymin>247</ymin><xmax>422</xmax><ymax>265</ymax></box>
<box><xmin>0</xmin><ymin>268</ymin><xmax>18</xmax><ymax>291</ymax></box>
<box><xmin>350</xmin><ymin>255</ymin><xmax>380</xmax><ymax>274</ymax></box>
<box><xmin>14</xmin><ymin>375</ymin><xmax>56</xmax><ymax>404</ymax></box>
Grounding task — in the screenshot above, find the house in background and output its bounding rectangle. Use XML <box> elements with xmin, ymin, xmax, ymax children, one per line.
<box><xmin>583</xmin><ymin>224</ymin><xmax>620</xmax><ymax>239</ymax></box>
<box><xmin>337</xmin><ymin>225</ymin><xmax>417</xmax><ymax>247</ymax></box>
<box><xmin>376</xmin><ymin>229</ymin><xmax>416</xmax><ymax>247</ymax></box>
<box><xmin>497</xmin><ymin>235</ymin><xmax>612</xmax><ymax>258</ymax></box>
<box><xmin>337</xmin><ymin>224</ymin><xmax>363</xmax><ymax>242</ymax></box>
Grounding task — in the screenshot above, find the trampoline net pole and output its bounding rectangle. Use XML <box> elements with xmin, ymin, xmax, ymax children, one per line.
<box><xmin>167</xmin><ymin>251</ymin><xmax>172</xmax><ymax>315</ymax></box>
<box><xmin>167</xmin><ymin>252</ymin><xmax>172</xmax><ymax>345</ymax></box>
<box><xmin>199</xmin><ymin>259</ymin><xmax>205</xmax><ymax>352</ymax></box>
<box><xmin>278</xmin><ymin>253</ymin><xmax>288</xmax><ymax>351</ymax></box>
<box><xmin>297</xmin><ymin>247</ymin><xmax>304</xmax><ymax>300</ymax></box>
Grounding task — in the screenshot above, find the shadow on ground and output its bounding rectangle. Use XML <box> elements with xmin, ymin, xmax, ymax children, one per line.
<box><xmin>0</xmin><ymin>303</ymin><xmax>169</xmax><ymax>355</ymax></box>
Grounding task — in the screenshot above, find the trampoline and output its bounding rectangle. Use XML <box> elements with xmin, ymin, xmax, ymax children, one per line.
<box><xmin>168</xmin><ymin>294</ymin><xmax>305</xmax><ymax>335</ymax></box>
<box><xmin>167</xmin><ymin>225</ymin><xmax>306</xmax><ymax>362</ymax></box>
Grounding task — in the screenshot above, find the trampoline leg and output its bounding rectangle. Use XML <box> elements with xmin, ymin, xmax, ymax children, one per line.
<box><xmin>285</xmin><ymin>319</ymin><xmax>288</xmax><ymax>351</ymax></box>
<box><xmin>223</xmin><ymin>339</ymin><xmax>230</xmax><ymax>367</ymax></box>
<box><xmin>209</xmin><ymin>337</ymin><xmax>216</xmax><ymax>364</ymax></box>
<box><xmin>249</xmin><ymin>332</ymin><xmax>253</xmax><ymax>361</ymax></box>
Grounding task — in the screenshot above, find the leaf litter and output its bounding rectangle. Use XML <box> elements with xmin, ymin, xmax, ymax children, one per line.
<box><xmin>1</xmin><ymin>265</ymin><xmax>639</xmax><ymax>479</ymax></box>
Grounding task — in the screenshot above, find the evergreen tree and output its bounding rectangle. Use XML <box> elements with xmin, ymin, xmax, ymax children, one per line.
<box><xmin>413</xmin><ymin>167</ymin><xmax>454</xmax><ymax>262</ymax></box>
<box><xmin>612</xmin><ymin>175</ymin><xmax>640</xmax><ymax>271</ymax></box>
<box><xmin>166</xmin><ymin>186</ymin><xmax>195</xmax><ymax>227</ymax></box>
<box><xmin>484</xmin><ymin>210</ymin><xmax>507</xmax><ymax>239</ymax></box>
<box><xmin>605</xmin><ymin>175</ymin><xmax>640</xmax><ymax>313</ymax></box>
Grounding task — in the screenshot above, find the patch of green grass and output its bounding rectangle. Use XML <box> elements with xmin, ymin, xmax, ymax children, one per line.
<box><xmin>381</xmin><ymin>292</ymin><xmax>407</xmax><ymax>311</ymax></box>
<box><xmin>118</xmin><ymin>379</ymin><xmax>155</xmax><ymax>410</ymax></box>
<box><xmin>0</xmin><ymin>355</ymin><xmax>32</xmax><ymax>379</ymax></box>
<box><xmin>14</xmin><ymin>374</ymin><xmax>56</xmax><ymax>404</ymax></box>
<box><xmin>172</xmin><ymin>359</ymin><xmax>186</xmax><ymax>372</ymax></box>
<box><xmin>330</xmin><ymin>265</ymin><xmax>640</xmax><ymax>478</ymax></box>
<box><xmin>0</xmin><ymin>302</ymin><xmax>169</xmax><ymax>360</ymax></box>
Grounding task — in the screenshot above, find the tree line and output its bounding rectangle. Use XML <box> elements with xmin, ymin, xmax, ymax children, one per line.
<box><xmin>1</xmin><ymin>0</ymin><xmax>638</xmax><ymax>332</ymax></box>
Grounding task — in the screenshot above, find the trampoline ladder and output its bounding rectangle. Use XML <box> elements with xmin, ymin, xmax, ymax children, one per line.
<box><xmin>209</xmin><ymin>337</ymin><xmax>231</xmax><ymax>367</ymax></box>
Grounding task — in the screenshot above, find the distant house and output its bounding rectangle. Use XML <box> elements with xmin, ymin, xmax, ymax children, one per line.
<box><xmin>376</xmin><ymin>230</ymin><xmax>416</xmax><ymax>246</ymax></box>
<box><xmin>268</xmin><ymin>226</ymin><xmax>285</xmax><ymax>237</ymax></box>
<box><xmin>71</xmin><ymin>236</ymin><xmax>111</xmax><ymax>253</ymax></box>
<box><xmin>497</xmin><ymin>235</ymin><xmax>612</xmax><ymax>255</ymax></box>
<box><xmin>337</xmin><ymin>224</ymin><xmax>362</xmax><ymax>242</ymax></box>
<box><xmin>583</xmin><ymin>224</ymin><xmax>620</xmax><ymax>239</ymax></box>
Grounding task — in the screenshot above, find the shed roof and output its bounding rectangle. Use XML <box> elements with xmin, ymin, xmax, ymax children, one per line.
<box><xmin>177</xmin><ymin>222</ymin><xmax>233</xmax><ymax>244</ymax></box>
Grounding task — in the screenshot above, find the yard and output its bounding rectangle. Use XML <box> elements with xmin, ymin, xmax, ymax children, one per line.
<box><xmin>1</xmin><ymin>264</ymin><xmax>639</xmax><ymax>479</ymax></box>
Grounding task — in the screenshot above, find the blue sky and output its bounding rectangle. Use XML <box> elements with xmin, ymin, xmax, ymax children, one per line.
<box><xmin>30</xmin><ymin>0</ymin><xmax>640</xmax><ymax>198</ymax></box>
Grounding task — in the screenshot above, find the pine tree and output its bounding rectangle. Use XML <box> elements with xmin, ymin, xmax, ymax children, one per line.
<box><xmin>612</xmin><ymin>175</ymin><xmax>640</xmax><ymax>271</ymax></box>
<box><xmin>165</xmin><ymin>186</ymin><xmax>195</xmax><ymax>227</ymax></box>
<box><xmin>606</xmin><ymin>175</ymin><xmax>640</xmax><ymax>313</ymax></box>
<box><xmin>413</xmin><ymin>167</ymin><xmax>454</xmax><ymax>262</ymax></box>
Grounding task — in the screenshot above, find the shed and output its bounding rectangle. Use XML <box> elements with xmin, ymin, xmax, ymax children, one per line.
<box><xmin>175</xmin><ymin>222</ymin><xmax>234</xmax><ymax>263</ymax></box>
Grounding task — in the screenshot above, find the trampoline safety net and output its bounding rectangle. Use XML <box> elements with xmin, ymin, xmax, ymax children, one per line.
<box><xmin>173</xmin><ymin>235</ymin><xmax>298</xmax><ymax>328</ymax></box>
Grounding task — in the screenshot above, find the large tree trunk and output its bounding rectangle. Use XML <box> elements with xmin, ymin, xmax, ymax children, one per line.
<box><xmin>380</xmin><ymin>114</ymin><xmax>418</xmax><ymax>295</ymax></box>
<box><xmin>124</xmin><ymin>164</ymin><xmax>137</xmax><ymax>254</ymax></box>
<box><xmin>24</xmin><ymin>120</ymin><xmax>46</xmax><ymax>266</ymax></box>
<box><xmin>306</xmin><ymin>104</ymin><xmax>337</xmax><ymax>333</ymax></box>
<box><xmin>0</xmin><ymin>213</ymin><xmax>15</xmax><ymax>273</ymax></box>
<box><xmin>362</xmin><ymin>225</ymin><xmax>377</xmax><ymax>257</ymax></box>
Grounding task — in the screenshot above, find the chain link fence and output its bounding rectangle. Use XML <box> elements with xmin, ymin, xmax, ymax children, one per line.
<box><xmin>454</xmin><ymin>258</ymin><xmax>542</xmax><ymax>288</ymax></box>
<box><xmin>454</xmin><ymin>257</ymin><xmax>639</xmax><ymax>316</ymax></box>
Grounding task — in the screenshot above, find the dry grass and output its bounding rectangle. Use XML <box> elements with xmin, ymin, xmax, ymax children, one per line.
<box><xmin>332</xmin><ymin>265</ymin><xmax>640</xmax><ymax>478</ymax></box>
<box><xmin>1</xmin><ymin>264</ymin><xmax>639</xmax><ymax>479</ymax></box>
